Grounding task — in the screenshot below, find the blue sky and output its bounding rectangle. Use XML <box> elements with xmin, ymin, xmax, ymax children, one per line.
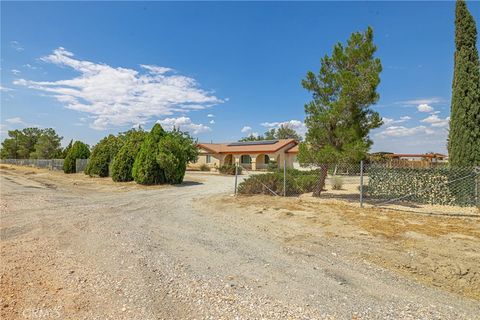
<box><xmin>1</xmin><ymin>1</ymin><xmax>479</xmax><ymax>154</ymax></box>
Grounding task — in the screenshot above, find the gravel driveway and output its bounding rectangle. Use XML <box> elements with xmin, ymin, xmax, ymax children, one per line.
<box><xmin>1</xmin><ymin>166</ymin><xmax>479</xmax><ymax>319</ymax></box>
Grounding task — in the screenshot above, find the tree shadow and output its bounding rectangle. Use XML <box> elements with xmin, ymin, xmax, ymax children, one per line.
<box><xmin>174</xmin><ymin>180</ymin><xmax>203</xmax><ymax>188</ymax></box>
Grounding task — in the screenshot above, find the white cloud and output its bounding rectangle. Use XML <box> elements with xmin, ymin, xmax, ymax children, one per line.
<box><xmin>156</xmin><ymin>116</ymin><xmax>211</xmax><ymax>134</ymax></box>
<box><xmin>376</xmin><ymin>125</ymin><xmax>435</xmax><ymax>138</ymax></box>
<box><xmin>139</xmin><ymin>64</ymin><xmax>172</xmax><ymax>74</ymax></box>
<box><xmin>241</xmin><ymin>126</ymin><xmax>252</xmax><ymax>133</ymax></box>
<box><xmin>23</xmin><ymin>64</ymin><xmax>38</xmax><ymax>70</ymax></box>
<box><xmin>0</xmin><ymin>86</ymin><xmax>13</xmax><ymax>92</ymax></box>
<box><xmin>417</xmin><ymin>104</ymin><xmax>434</xmax><ymax>113</ymax></box>
<box><xmin>11</xmin><ymin>69</ymin><xmax>21</xmax><ymax>75</ymax></box>
<box><xmin>421</xmin><ymin>114</ymin><xmax>450</xmax><ymax>128</ymax></box>
<box><xmin>207</xmin><ymin>114</ymin><xmax>215</xmax><ymax>118</ymax></box>
<box><xmin>251</xmin><ymin>132</ymin><xmax>259</xmax><ymax>138</ymax></box>
<box><xmin>261</xmin><ymin>119</ymin><xmax>307</xmax><ymax>135</ymax></box>
<box><xmin>209</xmin><ymin>119</ymin><xmax>215</xmax><ymax>124</ymax></box>
<box><xmin>382</xmin><ymin>116</ymin><xmax>411</xmax><ymax>126</ymax></box>
<box><xmin>402</xmin><ymin>97</ymin><xmax>443</xmax><ymax>105</ymax></box>
<box><xmin>10</xmin><ymin>41</ymin><xmax>24</xmax><ymax>52</ymax></box>
<box><xmin>14</xmin><ymin>47</ymin><xmax>224</xmax><ymax>130</ymax></box>
<box><xmin>5</xmin><ymin>117</ymin><xmax>26</xmax><ymax>125</ymax></box>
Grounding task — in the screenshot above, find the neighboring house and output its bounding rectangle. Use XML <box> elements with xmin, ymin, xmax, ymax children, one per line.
<box><xmin>194</xmin><ymin>139</ymin><xmax>300</xmax><ymax>170</ymax></box>
<box><xmin>387</xmin><ymin>153</ymin><xmax>448</xmax><ymax>163</ymax></box>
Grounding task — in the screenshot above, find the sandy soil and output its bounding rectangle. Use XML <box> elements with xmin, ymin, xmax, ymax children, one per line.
<box><xmin>1</xmin><ymin>165</ymin><xmax>479</xmax><ymax>319</ymax></box>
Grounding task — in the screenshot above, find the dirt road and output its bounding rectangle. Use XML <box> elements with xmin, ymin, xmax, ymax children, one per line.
<box><xmin>1</xmin><ymin>165</ymin><xmax>479</xmax><ymax>319</ymax></box>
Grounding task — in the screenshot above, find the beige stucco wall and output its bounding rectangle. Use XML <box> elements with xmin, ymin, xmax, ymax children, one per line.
<box><xmin>191</xmin><ymin>143</ymin><xmax>299</xmax><ymax>171</ymax></box>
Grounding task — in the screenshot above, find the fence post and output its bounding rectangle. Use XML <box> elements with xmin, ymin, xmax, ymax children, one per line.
<box><xmin>234</xmin><ymin>163</ymin><xmax>238</xmax><ymax>195</ymax></box>
<box><xmin>283</xmin><ymin>158</ymin><xmax>287</xmax><ymax>197</ymax></box>
<box><xmin>360</xmin><ymin>160</ymin><xmax>364</xmax><ymax>208</ymax></box>
<box><xmin>475</xmin><ymin>167</ymin><xmax>479</xmax><ymax>207</ymax></box>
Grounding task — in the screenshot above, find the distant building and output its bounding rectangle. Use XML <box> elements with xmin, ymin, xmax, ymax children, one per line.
<box><xmin>387</xmin><ymin>153</ymin><xmax>448</xmax><ymax>163</ymax></box>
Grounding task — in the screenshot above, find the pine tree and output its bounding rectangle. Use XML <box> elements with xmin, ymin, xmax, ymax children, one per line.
<box><xmin>111</xmin><ymin>129</ymin><xmax>147</xmax><ymax>182</ymax></box>
<box><xmin>132</xmin><ymin>124</ymin><xmax>166</xmax><ymax>185</ymax></box>
<box><xmin>63</xmin><ymin>141</ymin><xmax>90</xmax><ymax>174</ymax></box>
<box><xmin>448</xmin><ymin>0</ymin><xmax>480</xmax><ymax>166</ymax></box>
<box><xmin>85</xmin><ymin>134</ymin><xmax>124</xmax><ymax>177</ymax></box>
<box><xmin>298</xmin><ymin>27</ymin><xmax>383</xmax><ymax>196</ymax></box>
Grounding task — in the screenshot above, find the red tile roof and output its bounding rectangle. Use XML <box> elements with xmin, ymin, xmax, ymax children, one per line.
<box><xmin>198</xmin><ymin>139</ymin><xmax>297</xmax><ymax>154</ymax></box>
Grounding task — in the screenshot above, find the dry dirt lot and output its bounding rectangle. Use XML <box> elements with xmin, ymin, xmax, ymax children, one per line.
<box><xmin>0</xmin><ymin>165</ymin><xmax>479</xmax><ymax>319</ymax></box>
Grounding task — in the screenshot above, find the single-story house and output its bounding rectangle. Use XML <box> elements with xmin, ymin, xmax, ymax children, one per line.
<box><xmin>193</xmin><ymin>139</ymin><xmax>300</xmax><ymax>170</ymax></box>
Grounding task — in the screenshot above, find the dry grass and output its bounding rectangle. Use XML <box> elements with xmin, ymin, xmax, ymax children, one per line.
<box><xmin>204</xmin><ymin>194</ymin><xmax>480</xmax><ymax>300</ymax></box>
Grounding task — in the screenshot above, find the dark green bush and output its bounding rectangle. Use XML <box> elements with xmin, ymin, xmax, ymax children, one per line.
<box><xmin>238</xmin><ymin>171</ymin><xmax>317</xmax><ymax>196</ymax></box>
<box><xmin>294</xmin><ymin>174</ymin><xmax>318</xmax><ymax>193</ymax></box>
<box><xmin>132</xmin><ymin>124</ymin><xmax>166</xmax><ymax>185</ymax></box>
<box><xmin>63</xmin><ymin>141</ymin><xmax>90</xmax><ymax>174</ymax></box>
<box><xmin>219</xmin><ymin>164</ymin><xmax>242</xmax><ymax>175</ymax></box>
<box><xmin>85</xmin><ymin>135</ymin><xmax>124</xmax><ymax>177</ymax></box>
<box><xmin>111</xmin><ymin>129</ymin><xmax>146</xmax><ymax>182</ymax></box>
<box><xmin>199</xmin><ymin>164</ymin><xmax>210</xmax><ymax>171</ymax></box>
<box><xmin>156</xmin><ymin>130</ymin><xmax>198</xmax><ymax>184</ymax></box>
<box><xmin>267</xmin><ymin>160</ymin><xmax>278</xmax><ymax>171</ymax></box>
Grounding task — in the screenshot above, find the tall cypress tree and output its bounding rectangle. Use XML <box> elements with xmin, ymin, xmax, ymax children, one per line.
<box><xmin>448</xmin><ymin>0</ymin><xmax>480</xmax><ymax>166</ymax></box>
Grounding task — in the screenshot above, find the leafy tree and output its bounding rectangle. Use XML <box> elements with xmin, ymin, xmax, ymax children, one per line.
<box><xmin>132</xmin><ymin>124</ymin><xmax>167</xmax><ymax>185</ymax></box>
<box><xmin>62</xmin><ymin>140</ymin><xmax>73</xmax><ymax>159</ymax></box>
<box><xmin>263</xmin><ymin>129</ymin><xmax>276</xmax><ymax>140</ymax></box>
<box><xmin>85</xmin><ymin>134</ymin><xmax>124</xmax><ymax>177</ymax></box>
<box><xmin>271</xmin><ymin>124</ymin><xmax>303</xmax><ymax>141</ymax></box>
<box><xmin>239</xmin><ymin>134</ymin><xmax>264</xmax><ymax>142</ymax></box>
<box><xmin>17</xmin><ymin>127</ymin><xmax>43</xmax><ymax>158</ymax></box>
<box><xmin>111</xmin><ymin>129</ymin><xmax>147</xmax><ymax>182</ymax></box>
<box><xmin>1</xmin><ymin>128</ymin><xmax>64</xmax><ymax>159</ymax></box>
<box><xmin>448</xmin><ymin>0</ymin><xmax>480</xmax><ymax>166</ymax></box>
<box><xmin>63</xmin><ymin>141</ymin><xmax>90</xmax><ymax>174</ymax></box>
<box><xmin>298</xmin><ymin>27</ymin><xmax>383</xmax><ymax>196</ymax></box>
<box><xmin>239</xmin><ymin>125</ymin><xmax>302</xmax><ymax>142</ymax></box>
<box><xmin>30</xmin><ymin>129</ymin><xmax>63</xmax><ymax>159</ymax></box>
<box><xmin>0</xmin><ymin>130</ymin><xmax>22</xmax><ymax>159</ymax></box>
<box><xmin>157</xmin><ymin>129</ymin><xmax>198</xmax><ymax>184</ymax></box>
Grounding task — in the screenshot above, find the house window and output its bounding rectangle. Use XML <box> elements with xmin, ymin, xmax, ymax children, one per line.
<box><xmin>206</xmin><ymin>155</ymin><xmax>212</xmax><ymax>163</ymax></box>
<box><xmin>264</xmin><ymin>155</ymin><xmax>270</xmax><ymax>164</ymax></box>
<box><xmin>240</xmin><ymin>155</ymin><xmax>251</xmax><ymax>164</ymax></box>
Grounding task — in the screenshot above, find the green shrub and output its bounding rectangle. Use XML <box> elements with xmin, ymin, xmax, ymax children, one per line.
<box><xmin>331</xmin><ymin>176</ymin><xmax>344</xmax><ymax>190</ymax></box>
<box><xmin>238</xmin><ymin>171</ymin><xmax>317</xmax><ymax>196</ymax></box>
<box><xmin>111</xmin><ymin>129</ymin><xmax>147</xmax><ymax>182</ymax></box>
<box><xmin>156</xmin><ymin>130</ymin><xmax>198</xmax><ymax>184</ymax></box>
<box><xmin>85</xmin><ymin>134</ymin><xmax>124</xmax><ymax>177</ymax></box>
<box><xmin>267</xmin><ymin>160</ymin><xmax>278</xmax><ymax>171</ymax></box>
<box><xmin>238</xmin><ymin>173</ymin><xmax>282</xmax><ymax>195</ymax></box>
<box><xmin>63</xmin><ymin>141</ymin><xmax>90</xmax><ymax>174</ymax></box>
<box><xmin>199</xmin><ymin>164</ymin><xmax>210</xmax><ymax>171</ymax></box>
<box><xmin>132</xmin><ymin>124</ymin><xmax>166</xmax><ymax>185</ymax></box>
<box><xmin>294</xmin><ymin>174</ymin><xmax>318</xmax><ymax>193</ymax></box>
<box><xmin>219</xmin><ymin>164</ymin><xmax>242</xmax><ymax>175</ymax></box>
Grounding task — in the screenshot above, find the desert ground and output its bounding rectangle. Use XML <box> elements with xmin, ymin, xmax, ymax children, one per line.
<box><xmin>0</xmin><ymin>164</ymin><xmax>479</xmax><ymax>319</ymax></box>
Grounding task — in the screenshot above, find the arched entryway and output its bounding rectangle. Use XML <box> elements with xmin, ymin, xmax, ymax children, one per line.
<box><xmin>255</xmin><ymin>154</ymin><xmax>270</xmax><ymax>170</ymax></box>
<box><xmin>223</xmin><ymin>154</ymin><xmax>234</xmax><ymax>166</ymax></box>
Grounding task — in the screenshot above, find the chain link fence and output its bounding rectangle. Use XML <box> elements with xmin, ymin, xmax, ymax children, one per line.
<box><xmin>0</xmin><ymin>158</ymin><xmax>65</xmax><ymax>171</ymax></box>
<box><xmin>0</xmin><ymin>158</ymin><xmax>91</xmax><ymax>173</ymax></box>
<box><xmin>235</xmin><ymin>161</ymin><xmax>480</xmax><ymax>216</ymax></box>
<box><xmin>75</xmin><ymin>159</ymin><xmax>89</xmax><ymax>173</ymax></box>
